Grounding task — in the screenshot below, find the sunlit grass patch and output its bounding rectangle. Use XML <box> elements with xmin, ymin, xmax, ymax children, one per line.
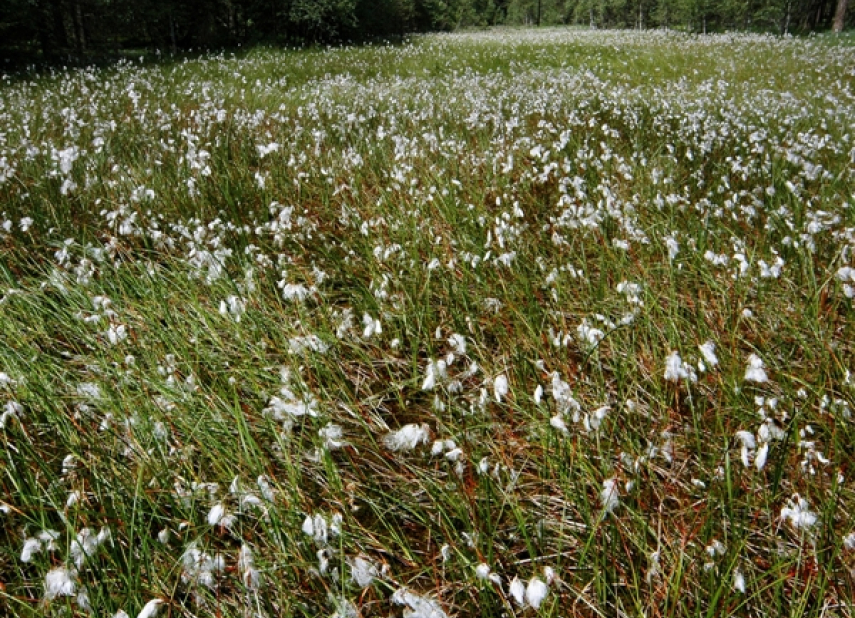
<box><xmin>1</xmin><ymin>27</ymin><xmax>855</xmax><ymax>617</ymax></box>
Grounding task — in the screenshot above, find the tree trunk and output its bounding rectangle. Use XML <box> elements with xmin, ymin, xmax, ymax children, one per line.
<box><xmin>73</xmin><ymin>0</ymin><xmax>86</xmax><ymax>54</ymax></box>
<box><xmin>170</xmin><ymin>11</ymin><xmax>178</xmax><ymax>55</ymax></box>
<box><xmin>834</xmin><ymin>0</ymin><xmax>849</xmax><ymax>32</ymax></box>
<box><xmin>784</xmin><ymin>0</ymin><xmax>791</xmax><ymax>34</ymax></box>
<box><xmin>35</xmin><ymin>0</ymin><xmax>56</xmax><ymax>60</ymax></box>
<box><xmin>52</xmin><ymin>1</ymin><xmax>69</xmax><ymax>52</ymax></box>
<box><xmin>221</xmin><ymin>0</ymin><xmax>236</xmax><ymax>42</ymax></box>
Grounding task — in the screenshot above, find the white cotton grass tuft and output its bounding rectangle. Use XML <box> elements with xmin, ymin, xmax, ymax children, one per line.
<box><xmin>757</xmin><ymin>417</ymin><xmax>786</xmax><ymax>443</ymax></box>
<box><xmin>508</xmin><ymin>575</ymin><xmax>549</xmax><ymax>609</ymax></box>
<box><xmin>257</xmin><ymin>475</ymin><xmax>275</xmax><ymax>502</ymax></box>
<box><xmin>475</xmin><ymin>562</ymin><xmax>502</xmax><ymax>585</ymax></box>
<box><xmin>317</xmin><ymin>548</ymin><xmax>332</xmax><ymax>575</ymax></box>
<box><xmin>77</xmin><ymin>382</ymin><xmax>102</xmax><ymax>400</ymax></box>
<box><xmin>699</xmin><ymin>341</ymin><xmax>719</xmax><ymax>368</ymax></box>
<box><xmin>239</xmin><ymin>544</ymin><xmax>262</xmax><ymax>590</ymax></box>
<box><xmin>493</xmin><ymin>374</ymin><xmax>509</xmax><ymax>402</ymax></box>
<box><xmin>1</xmin><ymin>400</ymin><xmax>23</xmax><ymax>428</ymax></box>
<box><xmin>218</xmin><ymin>295</ymin><xmax>245</xmax><ymax>321</ymax></box>
<box><xmin>21</xmin><ymin>537</ymin><xmax>42</xmax><ymax>563</ymax></box>
<box><xmin>348</xmin><ymin>555</ymin><xmax>378</xmax><ymax>588</ymax></box>
<box><xmin>664</xmin><ymin>233</ymin><xmax>679</xmax><ymax>261</ymax></box>
<box><xmin>21</xmin><ymin>529</ymin><xmax>60</xmax><ymax>563</ymax></box>
<box><xmin>76</xmin><ymin>588</ymin><xmax>91</xmax><ymax>612</ymax></box>
<box><xmin>780</xmin><ymin>494</ymin><xmax>818</xmax><ymax>530</ymax></box>
<box><xmin>525</xmin><ymin>576</ymin><xmax>549</xmax><ymax>609</ymax></box>
<box><xmin>362</xmin><ymin>313</ymin><xmax>382</xmax><ymax>338</ymax></box>
<box><xmin>508</xmin><ymin>576</ymin><xmax>526</xmax><ymax>606</ymax></box>
<box><xmin>421</xmin><ymin>359</ymin><xmax>447</xmax><ymax>391</ymax></box>
<box><xmin>319</xmin><ymin>423</ymin><xmax>348</xmax><ymax>450</ymax></box>
<box><xmin>477</xmin><ymin>457</ymin><xmax>490</xmax><ymax>475</ymax></box>
<box><xmin>302</xmin><ymin>514</ymin><xmax>328</xmax><ymax>545</ymax></box>
<box><xmin>551</xmin><ymin>372</ymin><xmax>581</xmax><ymax>419</ymax></box>
<box><xmin>66</xmin><ymin>489</ymin><xmax>82</xmax><ymax>508</ymax></box>
<box><xmin>391</xmin><ymin>587</ymin><xmax>448</xmax><ymax>618</ymax></box>
<box><xmin>280</xmin><ymin>283</ymin><xmax>310</xmax><ymax>302</ymax></box>
<box><xmin>735</xmin><ymin>431</ymin><xmax>756</xmax><ymax>468</ymax></box>
<box><xmin>550</xmin><ymin>413</ymin><xmax>569</xmax><ymax>434</ymax></box>
<box><xmin>577</xmin><ymin>319</ymin><xmax>605</xmax><ymax>348</ymax></box>
<box><xmin>287</xmin><ymin>334</ymin><xmax>328</xmax><ymax>355</ymax></box>
<box><xmin>302</xmin><ymin>512</ymin><xmax>342</xmax><ymax>546</ymax></box>
<box><xmin>543</xmin><ymin>566</ymin><xmax>556</xmax><ymax>585</ymax></box>
<box><xmin>106</xmin><ymin>323</ymin><xmax>128</xmax><ymax>345</ymax></box>
<box><xmin>330</xmin><ymin>512</ymin><xmax>343</xmax><ymax>537</ymax></box>
<box><xmin>447</xmin><ymin>333</ymin><xmax>467</xmax><ymax>357</ymax></box>
<box><xmin>207</xmin><ymin>502</ymin><xmax>236</xmax><ymax>529</ymax></box>
<box><xmin>70</xmin><ymin>526</ymin><xmax>111</xmax><ymax>568</ymax></box>
<box><xmin>431</xmin><ymin>438</ymin><xmax>456</xmax><ymax>456</ymax></box>
<box><xmin>600</xmin><ymin>478</ymin><xmax>620</xmax><ymax>515</ymax></box>
<box><xmin>44</xmin><ymin>566</ymin><xmax>77</xmax><ymax>601</ymax></box>
<box><xmin>263</xmin><ymin>389</ymin><xmax>319</xmax><ymax>421</ymax></box>
<box><xmin>744</xmin><ymin>354</ymin><xmax>769</xmax><ymax>383</ymax></box>
<box><xmin>707</xmin><ymin>539</ymin><xmax>727</xmax><ymax>557</ymax></box>
<box><xmin>733</xmin><ymin>568</ymin><xmax>746</xmax><ymax>593</ymax></box>
<box><xmin>663</xmin><ymin>351</ymin><xmax>697</xmax><ymax>383</ymax></box>
<box><xmin>755</xmin><ymin>442</ymin><xmax>770</xmax><ymax>471</ymax></box>
<box><xmin>137</xmin><ymin>599</ymin><xmax>163</xmax><ymax>618</ymax></box>
<box><xmin>383</xmin><ymin>423</ymin><xmax>430</xmax><ymax>452</ymax></box>
<box><xmin>646</xmin><ymin>551</ymin><xmax>661</xmax><ymax>584</ymax></box>
<box><xmin>181</xmin><ymin>543</ymin><xmax>226</xmax><ymax>590</ymax></box>
<box><xmin>329</xmin><ymin>595</ymin><xmax>360</xmax><ymax>618</ymax></box>
<box><xmin>583</xmin><ymin>405</ymin><xmax>610</xmax><ymax>433</ymax></box>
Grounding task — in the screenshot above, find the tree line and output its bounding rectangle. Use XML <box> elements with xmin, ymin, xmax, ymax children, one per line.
<box><xmin>519</xmin><ymin>0</ymin><xmax>849</xmax><ymax>33</ymax></box>
<box><xmin>0</xmin><ymin>0</ymin><xmax>851</xmax><ymax>68</ymax></box>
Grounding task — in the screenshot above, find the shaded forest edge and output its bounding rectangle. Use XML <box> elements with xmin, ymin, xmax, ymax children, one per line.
<box><xmin>1</xmin><ymin>0</ymin><xmax>853</xmax><ymax>73</ymax></box>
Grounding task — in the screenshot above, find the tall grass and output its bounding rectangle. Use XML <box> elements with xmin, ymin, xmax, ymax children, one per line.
<box><xmin>1</xmin><ymin>27</ymin><xmax>854</xmax><ymax>617</ymax></box>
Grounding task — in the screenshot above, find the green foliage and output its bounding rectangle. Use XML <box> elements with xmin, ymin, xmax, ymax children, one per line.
<box><xmin>1</xmin><ymin>0</ymin><xmax>853</xmax><ymax>69</ymax></box>
<box><xmin>288</xmin><ymin>0</ymin><xmax>358</xmax><ymax>41</ymax></box>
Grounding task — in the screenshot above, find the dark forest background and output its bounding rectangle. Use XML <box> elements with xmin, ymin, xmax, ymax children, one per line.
<box><xmin>1</xmin><ymin>0</ymin><xmax>852</xmax><ymax>69</ymax></box>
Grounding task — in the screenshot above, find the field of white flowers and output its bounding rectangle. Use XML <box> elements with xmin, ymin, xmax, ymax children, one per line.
<box><xmin>1</xmin><ymin>27</ymin><xmax>855</xmax><ymax>617</ymax></box>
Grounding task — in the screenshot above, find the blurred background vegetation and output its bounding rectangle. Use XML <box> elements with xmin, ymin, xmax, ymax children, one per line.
<box><xmin>0</xmin><ymin>0</ymin><xmax>852</xmax><ymax>70</ymax></box>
